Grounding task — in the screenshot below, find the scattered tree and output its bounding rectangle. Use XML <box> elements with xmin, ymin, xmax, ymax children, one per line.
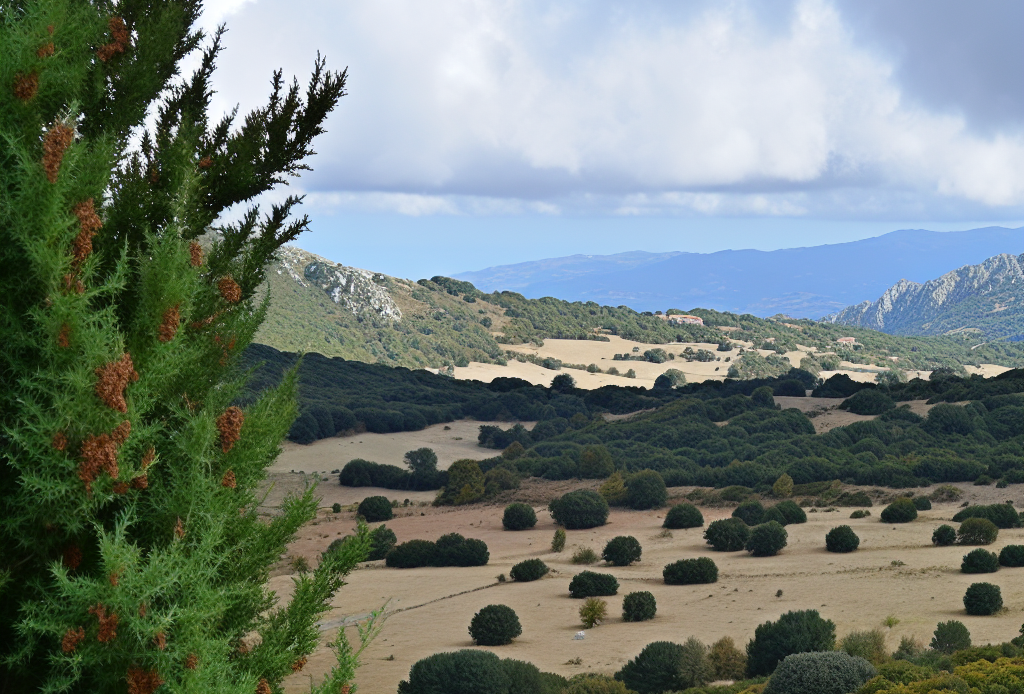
<box><xmin>963</xmin><ymin>583</ymin><xmax>1003</xmax><ymax>616</ymax></box>
<box><xmin>622</xmin><ymin>591</ymin><xmax>658</xmax><ymax>622</ymax></box>
<box><xmin>602</xmin><ymin>536</ymin><xmax>643</xmax><ymax>566</ymax></box>
<box><xmin>930</xmin><ymin>621</ymin><xmax>971</xmax><ymax>653</ymax></box>
<box><xmin>469</xmin><ymin>605</ymin><xmax>522</xmax><ymax>646</ymax></box>
<box><xmin>664</xmin><ymin>503</ymin><xmax>704</xmax><ymax>529</ymax></box>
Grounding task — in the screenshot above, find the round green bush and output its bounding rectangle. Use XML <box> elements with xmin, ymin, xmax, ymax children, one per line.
<box><xmin>932</xmin><ymin>524</ymin><xmax>957</xmax><ymax>546</ymax></box>
<box><xmin>568</xmin><ymin>571</ymin><xmax>619</xmax><ymax>598</ymax></box>
<box><xmin>912</xmin><ymin>496</ymin><xmax>932</xmax><ymax>511</ymax></box>
<box><xmin>549</xmin><ymin>490</ymin><xmax>610</xmax><ymax>530</ymax></box>
<box><xmin>367</xmin><ymin>525</ymin><xmax>398</xmax><ymax>561</ymax></box>
<box><xmin>761</xmin><ymin>506</ymin><xmax>788</xmax><ymax>526</ymax></box>
<box><xmin>952</xmin><ymin>504</ymin><xmax>1022</xmax><ymax>529</ymax></box>
<box><xmin>509</xmin><ymin>558</ymin><xmax>549</xmax><ymax>582</ymax></box>
<box><xmin>435</xmin><ymin>533</ymin><xmax>489</xmax><ymax>567</ymax></box>
<box><xmin>732</xmin><ymin>500</ymin><xmax>766</xmax><ymax>526</ymax></box>
<box><xmin>626</xmin><ymin>470</ymin><xmax>667</xmax><ymax>510</ymax></box>
<box><xmin>386</xmin><ymin>539</ymin><xmax>438</xmax><ymax>568</ymax></box>
<box><xmin>746</xmin><ymin>521</ymin><xmax>788</xmax><ymax>557</ymax></box>
<box><xmin>469</xmin><ymin>604</ymin><xmax>522</xmax><ymax>645</ymax></box>
<box><xmin>880</xmin><ymin>498</ymin><xmax>917</xmax><ymax>524</ymax></box>
<box><xmin>622</xmin><ymin>591</ymin><xmax>657</xmax><ymax>622</ymax></box>
<box><xmin>704</xmin><ymin>518</ymin><xmax>751</xmax><ymax>552</ymax></box>
<box><xmin>998</xmin><ymin>544</ymin><xmax>1024</xmax><ymax>568</ymax></box>
<box><xmin>850</xmin><ymin>510</ymin><xmax>870</xmax><ymax>519</ymax></box>
<box><xmin>963</xmin><ymin>583</ymin><xmax>1003</xmax><ymax>616</ymax></box>
<box><xmin>502</xmin><ymin>503</ymin><xmax>537</xmax><ymax>531</ymax></box>
<box><xmin>663</xmin><ymin>557</ymin><xmax>718</xmax><ymax>585</ymax></box>
<box><xmin>961</xmin><ymin>548</ymin><xmax>999</xmax><ymax>574</ymax></box>
<box><xmin>763</xmin><ymin>651</ymin><xmax>876</xmax><ymax>694</ymax></box>
<box><xmin>615</xmin><ymin>639</ymin><xmax>713</xmax><ymax>694</ymax></box>
<box><xmin>746</xmin><ymin>609</ymin><xmax>837</xmax><ymax>677</ymax></box>
<box><xmin>331</xmin><ymin>502</ymin><xmax>342</xmax><ymax>513</ymax></box>
<box><xmin>930</xmin><ymin>620</ymin><xmax>972</xmax><ymax>653</ymax></box>
<box><xmin>398</xmin><ymin>649</ymin><xmax>507</xmax><ymax>694</ymax></box>
<box><xmin>825</xmin><ymin>526</ymin><xmax>860</xmax><ymax>553</ymax></box>
<box><xmin>957</xmin><ymin>518</ymin><xmax>999</xmax><ymax>545</ymax></box>
<box><xmin>775</xmin><ymin>500</ymin><xmax>807</xmax><ymax>524</ymax></box>
<box><xmin>602</xmin><ymin>536</ymin><xmax>642</xmax><ymax>566</ymax></box>
<box><xmin>664</xmin><ymin>503</ymin><xmax>704</xmax><ymax>529</ymax></box>
<box><xmin>357</xmin><ymin>495</ymin><xmax>394</xmax><ymax>522</ymax></box>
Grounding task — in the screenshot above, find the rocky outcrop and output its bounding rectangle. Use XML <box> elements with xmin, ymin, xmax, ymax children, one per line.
<box><xmin>274</xmin><ymin>246</ymin><xmax>401</xmax><ymax>321</ymax></box>
<box><xmin>823</xmin><ymin>254</ymin><xmax>1023</xmax><ymax>337</ymax></box>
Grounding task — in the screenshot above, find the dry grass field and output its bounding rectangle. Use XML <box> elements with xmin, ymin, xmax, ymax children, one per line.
<box><xmin>264</xmin><ymin>474</ymin><xmax>1024</xmax><ymax>694</ymax></box>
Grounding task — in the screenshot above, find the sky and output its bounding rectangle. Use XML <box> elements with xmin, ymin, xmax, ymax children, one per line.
<box><xmin>196</xmin><ymin>0</ymin><xmax>1024</xmax><ymax>279</ymax></box>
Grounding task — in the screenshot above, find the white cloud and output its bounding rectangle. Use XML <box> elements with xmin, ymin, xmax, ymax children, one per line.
<box><xmin>208</xmin><ymin>0</ymin><xmax>1024</xmax><ymax>217</ymax></box>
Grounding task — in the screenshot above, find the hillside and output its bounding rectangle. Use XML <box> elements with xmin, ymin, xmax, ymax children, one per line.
<box><xmin>253</xmin><ymin>244</ymin><xmax>1024</xmax><ymax>376</ymax></box>
<box><xmin>824</xmin><ymin>253</ymin><xmax>1024</xmax><ymax>340</ymax></box>
<box><xmin>453</xmin><ymin>226</ymin><xmax>1024</xmax><ymax>318</ymax></box>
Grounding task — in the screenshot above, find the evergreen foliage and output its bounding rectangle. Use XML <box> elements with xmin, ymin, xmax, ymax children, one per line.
<box><xmin>746</xmin><ymin>610</ymin><xmax>837</xmax><ymax>677</ymax></box>
<box><xmin>664</xmin><ymin>503</ymin><xmax>704</xmax><ymax>529</ymax></box>
<box><xmin>579</xmin><ymin>597</ymin><xmax>608</xmax><ymax>629</ymax></box>
<box><xmin>999</xmin><ymin>545</ymin><xmax>1024</xmax><ymax>568</ymax></box>
<box><xmin>339</xmin><ymin>457</ymin><xmax>446</xmax><ymax>491</ymax></box>
<box><xmin>733</xmin><ymin>500</ymin><xmax>766</xmax><ymax>526</ymax></box>
<box><xmin>384</xmin><ymin>534</ymin><xmax>488</xmax><ymax>568</ymax></box>
<box><xmin>568</xmin><ymin>571</ymin><xmax>619</xmax><ymax>598</ymax></box>
<box><xmin>709</xmin><ymin>637</ymin><xmax>748</xmax><ymax>681</ymax></box>
<box><xmin>932</xmin><ymin>524</ymin><xmax>957</xmax><ymax>546</ymax></box>
<box><xmin>578</xmin><ymin>445</ymin><xmax>615</xmax><ymax>478</ymax></box>
<box><xmin>953</xmin><ymin>504</ymin><xmax>1022</xmax><ymax>529</ymax></box>
<box><xmin>839</xmin><ymin>629</ymin><xmax>888</xmax><ymax>665</ymax></box>
<box><xmin>435</xmin><ymin>459</ymin><xmax>485</xmax><ymax>505</ymax></box>
<box><xmin>357</xmin><ymin>495</ymin><xmax>394</xmax><ymax>522</ymax></box>
<box><xmin>397</xmin><ymin>649</ymin><xmax>564</xmax><ymax>694</ymax></box>
<box><xmin>775</xmin><ymin>500</ymin><xmax>807</xmax><ymax>524</ymax></box>
<box><xmin>563</xmin><ymin>674</ymin><xmax>634</xmax><ymax>694</ymax></box>
<box><xmin>622</xmin><ymin>591</ymin><xmax>657</xmax><ymax>622</ymax></box>
<box><xmin>626</xmin><ymin>470</ymin><xmax>668</xmax><ymax>509</ymax></box>
<box><xmin>912</xmin><ymin>496</ymin><xmax>932</xmax><ymax>511</ymax></box>
<box><xmin>551</xmin><ymin>528</ymin><xmax>566</xmax><ymax>552</ymax></box>
<box><xmin>957</xmin><ymin>518</ymin><xmax>999</xmax><ymax>545</ymax></box>
<box><xmin>0</xmin><ymin>3</ymin><xmax>378</xmax><ymax>691</ymax></box>
<box><xmin>663</xmin><ymin>558</ymin><xmax>719</xmax><ymax>585</ymax></box>
<box><xmin>772</xmin><ymin>473</ymin><xmax>794</xmax><ymax>498</ymax></box>
<box><xmin>880</xmin><ymin>498</ymin><xmax>918</xmax><ymax>523</ymax></box>
<box><xmin>825</xmin><ymin>526</ymin><xmax>860</xmax><ymax>553</ymax></box>
<box><xmin>931</xmin><ymin>621</ymin><xmax>971</xmax><ymax>653</ymax></box>
<box><xmin>602</xmin><ymin>536</ymin><xmax>643</xmax><ymax>566</ymax></box>
<box><xmin>762</xmin><ymin>651</ymin><xmax>875</xmax><ymax>694</ymax></box>
<box><xmin>549</xmin><ymin>490</ymin><xmax>610</xmax><ymax>529</ymax></box>
<box><xmin>961</xmin><ymin>549</ymin><xmax>999</xmax><ymax>574</ymax></box>
<box><xmin>704</xmin><ymin>518</ymin><xmax>751</xmax><ymax>551</ymax></box>
<box><xmin>509</xmin><ymin>558</ymin><xmax>549</xmax><ymax>582</ymax></box>
<box><xmin>615</xmin><ymin>638</ymin><xmax>714</xmax><ymax>694</ymax></box>
<box><xmin>963</xmin><ymin>583</ymin><xmax>1003</xmax><ymax>616</ymax></box>
<box><xmin>469</xmin><ymin>604</ymin><xmax>522</xmax><ymax>646</ymax></box>
<box><xmin>745</xmin><ymin>521</ymin><xmax>788</xmax><ymax>557</ymax></box>
<box><xmin>367</xmin><ymin>525</ymin><xmax>398</xmax><ymax>561</ymax></box>
<box><xmin>502</xmin><ymin>503</ymin><xmax>537</xmax><ymax>531</ymax></box>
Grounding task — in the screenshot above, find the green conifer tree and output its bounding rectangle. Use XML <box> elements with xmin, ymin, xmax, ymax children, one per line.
<box><xmin>0</xmin><ymin>2</ymin><xmax>379</xmax><ymax>692</ymax></box>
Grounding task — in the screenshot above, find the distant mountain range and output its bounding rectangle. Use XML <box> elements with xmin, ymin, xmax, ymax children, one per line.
<box><xmin>824</xmin><ymin>253</ymin><xmax>1024</xmax><ymax>341</ymax></box>
<box><xmin>453</xmin><ymin>226</ymin><xmax>1024</xmax><ymax>319</ymax></box>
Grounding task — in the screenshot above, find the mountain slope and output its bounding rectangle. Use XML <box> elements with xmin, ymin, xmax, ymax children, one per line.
<box><xmin>823</xmin><ymin>253</ymin><xmax>1024</xmax><ymax>340</ymax></box>
<box><xmin>453</xmin><ymin>226</ymin><xmax>1024</xmax><ymax>318</ymax></box>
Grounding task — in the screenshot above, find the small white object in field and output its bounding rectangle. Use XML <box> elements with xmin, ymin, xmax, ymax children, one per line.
<box><xmin>574</xmin><ymin>631</ymin><xmax>585</xmax><ymax>640</ymax></box>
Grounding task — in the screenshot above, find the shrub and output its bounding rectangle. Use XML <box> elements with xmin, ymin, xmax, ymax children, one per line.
<box><xmin>709</xmin><ymin>636</ymin><xmax>747</xmax><ymax>680</ymax></box>
<box><xmin>762</xmin><ymin>651</ymin><xmax>876</xmax><ymax>694</ymax></box>
<box><xmin>552</xmin><ymin>528</ymin><xmax>566</xmax><ymax>552</ymax></box>
<box><xmin>571</xmin><ymin>547</ymin><xmax>599</xmax><ymax>565</ymax></box>
<box><xmin>999</xmin><ymin>544</ymin><xmax>1024</xmax><ymax>567</ymax></box>
<box><xmin>773</xmin><ymin>473</ymin><xmax>794</xmax><ymax>498</ymax></box>
<box><xmin>953</xmin><ymin>504</ymin><xmax>1022</xmax><ymax>529</ymax></box>
<box><xmin>386</xmin><ymin>539</ymin><xmax>438</xmax><ymax>568</ymax></box>
<box><xmin>912</xmin><ymin>496</ymin><xmax>932</xmax><ymax>511</ymax></box>
<box><xmin>563</xmin><ymin>675</ymin><xmax>633</xmax><ymax>694</ymax></box>
<box><xmin>622</xmin><ymin>591</ymin><xmax>657</xmax><ymax>622</ymax></box>
<box><xmin>367</xmin><ymin>525</ymin><xmax>398</xmax><ymax>561</ymax></box>
<box><xmin>502</xmin><ymin>503</ymin><xmax>537</xmax><ymax>531</ymax></box>
<box><xmin>398</xmin><ymin>649</ymin><xmax>507</xmax><ymax>694</ymax></box>
<box><xmin>436</xmin><ymin>533</ymin><xmax>489</xmax><ymax>567</ymax></box>
<box><xmin>775</xmin><ymin>500</ymin><xmax>808</xmax><ymax>524</ymax></box>
<box><xmin>603</xmin><ymin>536</ymin><xmax>643</xmax><ymax>566</ymax></box>
<box><xmin>357</xmin><ymin>495</ymin><xmax>394</xmax><ymax>522</ymax></box>
<box><xmin>579</xmin><ymin>597</ymin><xmax>608</xmax><ymax>628</ymax></box>
<box><xmin>469</xmin><ymin>604</ymin><xmax>522</xmax><ymax>646</ymax></box>
<box><xmin>746</xmin><ymin>521</ymin><xmax>788</xmax><ymax>557</ymax></box>
<box><xmin>963</xmin><ymin>583</ymin><xmax>1003</xmax><ymax>616</ymax></box>
<box><xmin>626</xmin><ymin>470</ymin><xmax>668</xmax><ymax>510</ymax></box>
<box><xmin>568</xmin><ymin>571</ymin><xmax>619</xmax><ymax>598</ymax></box>
<box><xmin>762</xmin><ymin>506</ymin><xmax>788</xmax><ymax>526</ymax></box>
<box><xmin>331</xmin><ymin>502</ymin><xmax>342</xmax><ymax>513</ymax></box>
<box><xmin>961</xmin><ymin>548</ymin><xmax>999</xmax><ymax>573</ymax></box>
<box><xmin>510</xmin><ymin>558</ymin><xmax>549</xmax><ymax>582</ymax></box>
<box><xmin>843</xmin><ymin>388</ymin><xmax>895</xmax><ymax>415</ymax></box>
<box><xmin>931</xmin><ymin>621</ymin><xmax>972</xmax><ymax>653</ymax></box>
<box><xmin>850</xmin><ymin>509</ymin><xmax>870</xmax><ymax>519</ymax></box>
<box><xmin>746</xmin><ymin>609</ymin><xmax>837</xmax><ymax>677</ymax></box>
<box><xmin>932</xmin><ymin>524</ymin><xmax>957</xmax><ymax>546</ymax></box>
<box><xmin>840</xmin><ymin>629</ymin><xmax>888</xmax><ymax>665</ymax></box>
<box><xmin>599</xmin><ymin>472</ymin><xmax>629</xmax><ymax>506</ymax></box>
<box><xmin>957</xmin><ymin>518</ymin><xmax>999</xmax><ymax>545</ymax></box>
<box><xmin>578</xmin><ymin>445</ymin><xmax>615</xmax><ymax>479</ymax></box>
<box><xmin>502</xmin><ymin>659</ymin><xmax>559</xmax><ymax>694</ymax></box>
<box><xmin>880</xmin><ymin>498</ymin><xmax>917</xmax><ymax>524</ymax></box>
<box><xmin>825</xmin><ymin>526</ymin><xmax>860</xmax><ymax>553</ymax></box>
<box><xmin>664</xmin><ymin>557</ymin><xmax>719</xmax><ymax>585</ymax></box>
<box><xmin>705</xmin><ymin>518</ymin><xmax>751</xmax><ymax>551</ymax></box>
<box><xmin>835</xmin><ymin>491</ymin><xmax>873</xmax><ymax>507</ymax></box>
<box><xmin>664</xmin><ymin>503</ymin><xmax>704</xmax><ymax>529</ymax></box>
<box><xmin>615</xmin><ymin>639</ymin><xmax>713</xmax><ymax>694</ymax></box>
<box><xmin>484</xmin><ymin>466</ymin><xmax>519</xmax><ymax>496</ymax></box>
<box><xmin>733</xmin><ymin>500</ymin><xmax>766</xmax><ymax>526</ymax></box>
<box><xmin>550</xmin><ymin>490</ymin><xmax>610</xmax><ymax>529</ymax></box>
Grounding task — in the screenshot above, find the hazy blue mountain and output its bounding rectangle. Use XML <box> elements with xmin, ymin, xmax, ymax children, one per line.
<box><xmin>824</xmin><ymin>253</ymin><xmax>1024</xmax><ymax>340</ymax></box>
<box><xmin>453</xmin><ymin>227</ymin><xmax>1024</xmax><ymax>318</ymax></box>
